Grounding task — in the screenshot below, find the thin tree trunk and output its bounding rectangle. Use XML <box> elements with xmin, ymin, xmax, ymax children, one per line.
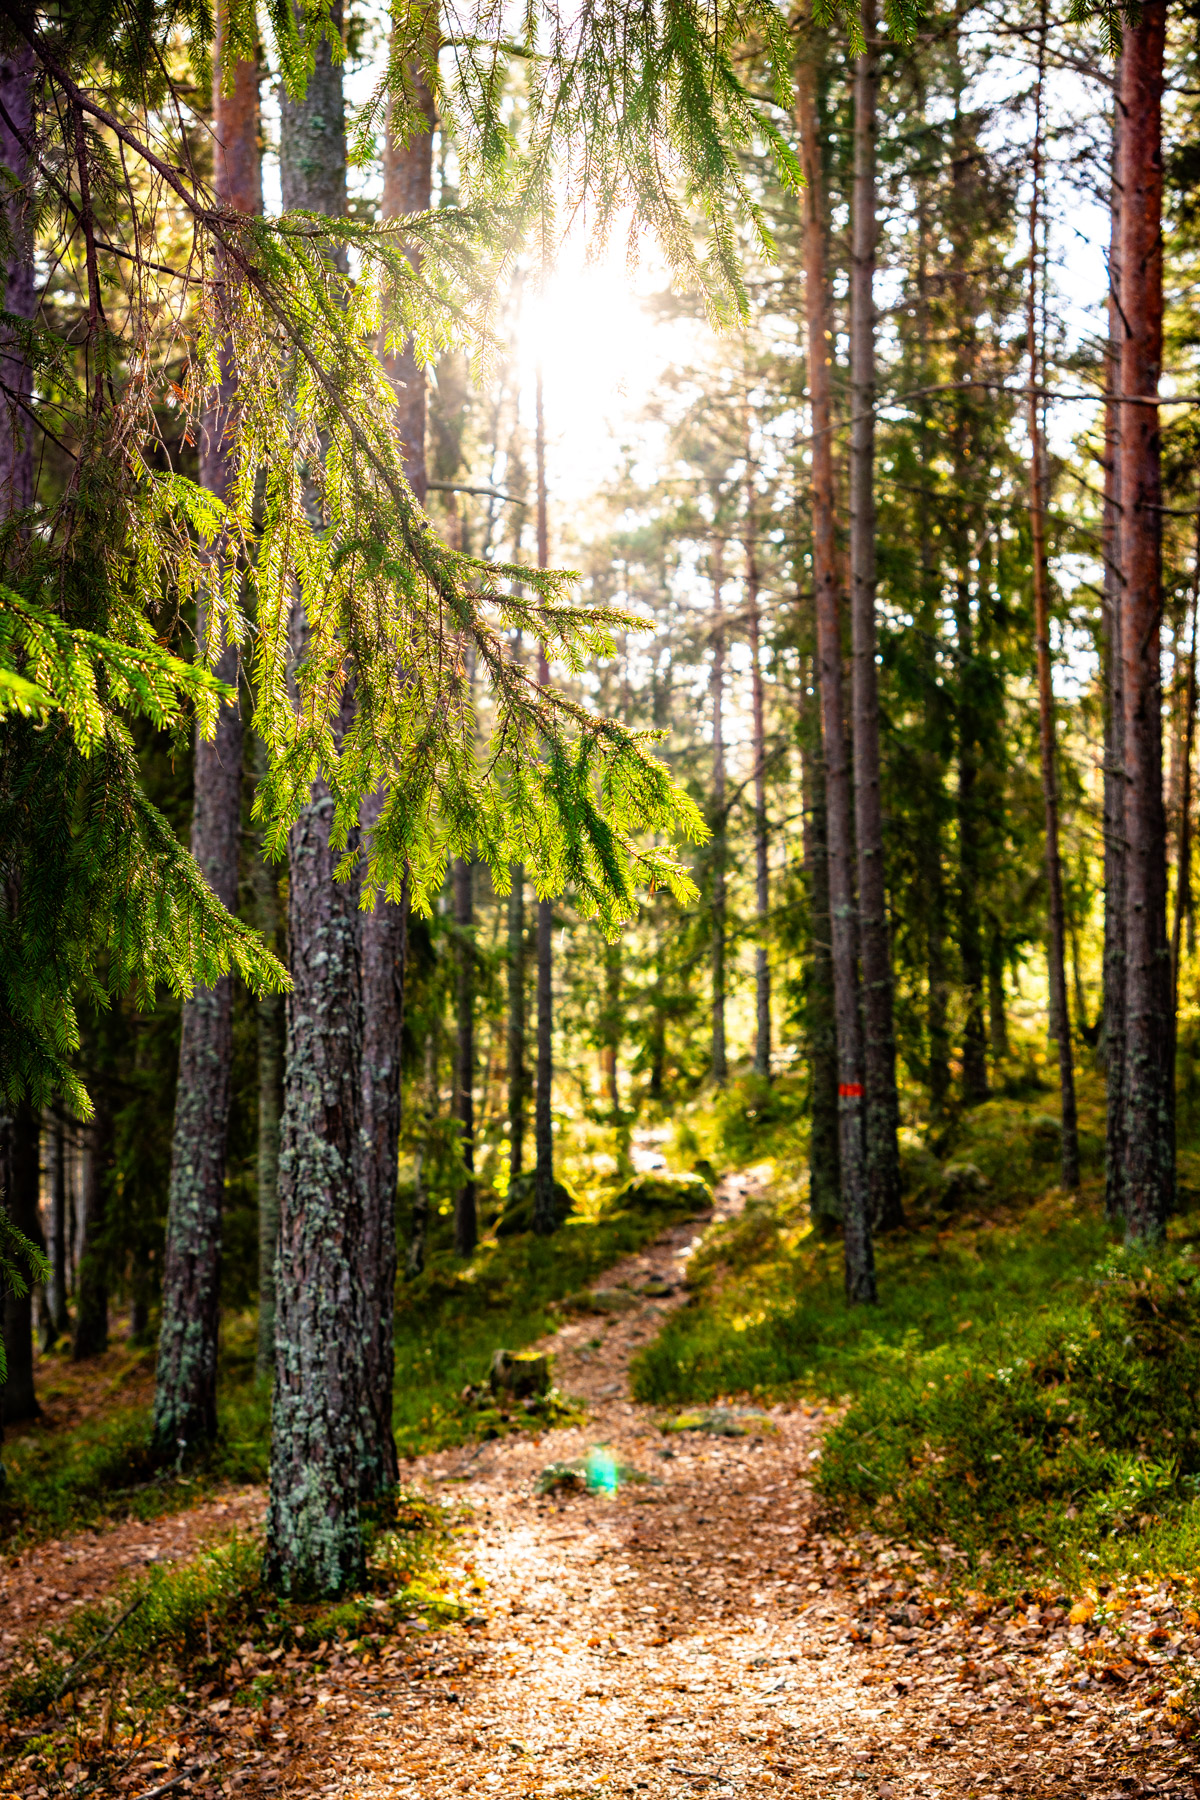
<box><xmin>153</xmin><ymin>6</ymin><xmax>258</xmax><ymax>1455</ymax></box>
<box><xmin>73</xmin><ymin>1097</ymin><xmax>111</xmax><ymax>1361</ymax></box>
<box><xmin>2</xmin><ymin>1102</ymin><xmax>40</xmax><ymax>1420</ymax></box>
<box><xmin>801</xmin><ymin>659</ymin><xmax>841</xmax><ymax>1232</ymax></box>
<box><xmin>1119</xmin><ymin>1</ymin><xmax>1173</xmax><ymax>1243</ymax></box>
<box><xmin>267</xmin><ymin>4</ymin><xmax>375</xmax><ymax>1595</ymax></box>
<box><xmin>0</xmin><ymin>39</ymin><xmax>35</xmax><ymax>520</ymax></box>
<box><xmin>849</xmin><ymin>0</ymin><xmax>902</xmax><ymax>1231</ymax></box>
<box><xmin>744</xmin><ymin>444</ymin><xmax>772</xmax><ymax>1079</ymax></box>
<box><xmin>1102</xmin><ymin>47</ymin><xmax>1127</xmax><ymax>1226</ymax></box>
<box><xmin>601</xmin><ymin>938</ymin><xmax>621</xmax><ymax>1111</ymax></box>
<box><xmin>710</xmin><ymin>532</ymin><xmax>729</xmax><ymax>1086</ymax></box>
<box><xmin>988</xmin><ymin>932</ymin><xmax>1010</xmax><ymax>1065</ymax></box>
<box><xmin>507</xmin><ymin>866</ymin><xmax>526</xmax><ymax>1177</ymax></box>
<box><xmin>1171</xmin><ymin>505</ymin><xmax>1200</xmax><ymax>1006</ymax></box>
<box><xmin>453</xmin><ymin>854</ymin><xmax>476</xmax><ymax>1256</ymax></box>
<box><xmin>406</xmin><ymin>1032</ymin><xmax>436</xmax><ymax>1278</ymax></box>
<box><xmin>533</xmin><ymin>371</ymin><xmax>556</xmax><ymax>1234</ymax></box>
<box><xmin>1026</xmin><ymin>23</ymin><xmax>1079</xmax><ymax>1191</ymax></box>
<box><xmin>797</xmin><ymin>25</ymin><xmax>875</xmax><ymax>1304</ymax></box>
<box><xmin>251</xmin><ymin>767</ymin><xmax>284</xmax><ymax>1383</ymax></box>
<box><xmin>49</xmin><ymin>1112</ymin><xmax>68</xmax><ymax>1335</ymax></box>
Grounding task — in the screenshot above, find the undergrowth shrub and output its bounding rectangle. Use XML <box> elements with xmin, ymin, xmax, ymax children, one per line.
<box><xmin>6</xmin><ymin>1489</ymin><xmax>454</xmax><ymax>1723</ymax></box>
<box><xmin>818</xmin><ymin>1252</ymin><xmax>1200</xmax><ymax>1575</ymax></box>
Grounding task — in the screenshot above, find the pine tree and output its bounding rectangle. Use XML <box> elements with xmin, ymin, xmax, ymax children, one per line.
<box><xmin>153</xmin><ymin>4</ymin><xmax>261</xmax><ymax>1458</ymax></box>
<box><xmin>849</xmin><ymin>0</ymin><xmax>902</xmax><ymax>1229</ymax></box>
<box><xmin>1119</xmin><ymin>0</ymin><xmax>1173</xmax><ymax>1242</ymax></box>
<box><xmin>796</xmin><ymin>15</ymin><xmax>875</xmax><ymax>1305</ymax></box>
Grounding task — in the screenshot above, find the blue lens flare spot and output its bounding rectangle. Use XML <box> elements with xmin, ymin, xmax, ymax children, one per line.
<box><xmin>585</xmin><ymin>1446</ymin><xmax>621</xmax><ymax>1494</ymax></box>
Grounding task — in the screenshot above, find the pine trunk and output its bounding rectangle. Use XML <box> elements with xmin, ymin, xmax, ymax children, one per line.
<box><xmin>453</xmin><ymin>856</ymin><xmax>477</xmax><ymax>1257</ymax></box>
<box><xmin>507</xmin><ymin>867</ymin><xmax>526</xmax><ymax>1176</ymax></box>
<box><xmin>251</xmin><ymin>798</ymin><xmax>284</xmax><ymax>1383</ymax></box>
<box><xmin>1102</xmin><ymin>50</ymin><xmax>1127</xmax><ymax>1225</ymax></box>
<box><xmin>849</xmin><ymin>0</ymin><xmax>902</xmax><ymax>1231</ymax></box>
<box><xmin>267</xmin><ymin>6</ymin><xmax>374</xmax><ymax>1594</ymax></box>
<box><xmin>1026</xmin><ymin>40</ymin><xmax>1080</xmax><ymax>1191</ymax></box>
<box><xmin>2</xmin><ymin>1103</ymin><xmax>40</xmax><ymax>1421</ymax></box>
<box><xmin>745</xmin><ymin>467</ymin><xmax>771</xmax><ymax>1079</ymax></box>
<box><xmin>1171</xmin><ymin>517</ymin><xmax>1200</xmax><ymax>1003</ymax></box>
<box><xmin>801</xmin><ymin>662</ymin><xmax>841</xmax><ymax>1231</ymax></box>
<box><xmin>602</xmin><ymin>940</ymin><xmax>621</xmax><ymax>1111</ymax></box>
<box><xmin>0</xmin><ymin>39</ymin><xmax>35</xmax><ymax>518</ymax></box>
<box><xmin>532</xmin><ymin>375</ymin><xmax>556</xmax><ymax>1234</ymax></box>
<box><xmin>710</xmin><ymin>535</ymin><xmax>728</xmax><ymax>1086</ymax></box>
<box><xmin>797</xmin><ymin>29</ymin><xmax>875</xmax><ymax>1304</ymax></box>
<box><xmin>1119</xmin><ymin>2</ymin><xmax>1173</xmax><ymax>1242</ymax></box>
<box><xmin>154</xmin><ymin>8</ymin><xmax>258</xmax><ymax>1455</ymax></box>
<box><xmin>73</xmin><ymin>1099</ymin><xmax>111</xmax><ymax>1361</ymax></box>
<box><xmin>48</xmin><ymin>1113</ymin><xmax>68</xmax><ymax>1335</ymax></box>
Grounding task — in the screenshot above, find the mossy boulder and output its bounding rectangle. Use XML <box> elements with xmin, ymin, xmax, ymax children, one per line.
<box><xmin>496</xmin><ymin>1172</ymin><xmax>577</xmax><ymax>1237</ymax></box>
<box><xmin>609</xmin><ymin>1171</ymin><xmax>712</xmax><ymax>1217</ymax></box>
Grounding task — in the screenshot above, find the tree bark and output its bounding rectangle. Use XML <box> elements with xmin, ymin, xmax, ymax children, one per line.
<box><xmin>1102</xmin><ymin>48</ymin><xmax>1127</xmax><ymax>1226</ymax></box>
<box><xmin>710</xmin><ymin>532</ymin><xmax>728</xmax><ymax>1087</ymax></box>
<box><xmin>153</xmin><ymin>5</ymin><xmax>258</xmax><ymax>1456</ymax></box>
<box><xmin>744</xmin><ymin>450</ymin><xmax>772</xmax><ymax>1080</ymax></box>
<box><xmin>1171</xmin><ymin>509</ymin><xmax>1200</xmax><ymax>1006</ymax></box>
<box><xmin>0</xmin><ymin>39</ymin><xmax>35</xmax><ymax>521</ymax></box>
<box><xmin>533</xmin><ymin>372</ymin><xmax>556</xmax><ymax>1234</ymax></box>
<box><xmin>2</xmin><ymin>1102</ymin><xmax>40</xmax><ymax>1420</ymax></box>
<box><xmin>251</xmin><ymin>786</ymin><xmax>284</xmax><ymax>1383</ymax></box>
<box><xmin>801</xmin><ymin>659</ymin><xmax>841</xmax><ymax>1232</ymax></box>
<box><xmin>453</xmin><ymin>854</ymin><xmax>477</xmax><ymax>1257</ymax></box>
<box><xmin>267</xmin><ymin>3</ymin><xmax>377</xmax><ymax>1594</ymax></box>
<box><xmin>1119</xmin><ymin>1</ymin><xmax>1173</xmax><ymax>1242</ymax></box>
<box><xmin>849</xmin><ymin>0</ymin><xmax>902</xmax><ymax>1231</ymax></box>
<box><xmin>48</xmin><ymin>1111</ymin><xmax>68</xmax><ymax>1335</ymax></box>
<box><xmin>73</xmin><ymin>1096</ymin><xmax>111</xmax><ymax>1361</ymax></box>
<box><xmin>1026</xmin><ymin>26</ymin><xmax>1079</xmax><ymax>1191</ymax></box>
<box><xmin>796</xmin><ymin>25</ymin><xmax>875</xmax><ymax>1304</ymax></box>
<box><xmin>507</xmin><ymin>865</ymin><xmax>526</xmax><ymax>1176</ymax></box>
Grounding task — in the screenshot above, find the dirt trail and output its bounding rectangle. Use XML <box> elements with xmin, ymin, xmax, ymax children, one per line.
<box><xmin>7</xmin><ymin>1175</ymin><xmax>1197</xmax><ymax>1798</ymax></box>
<box><xmin>279</xmin><ymin>1174</ymin><xmax>1196</xmax><ymax>1800</ymax></box>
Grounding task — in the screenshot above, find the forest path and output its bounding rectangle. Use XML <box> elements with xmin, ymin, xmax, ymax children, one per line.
<box><xmin>284</xmin><ymin>1172</ymin><xmax>1194</xmax><ymax>1800</ymax></box>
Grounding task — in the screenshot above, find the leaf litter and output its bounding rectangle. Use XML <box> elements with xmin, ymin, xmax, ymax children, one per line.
<box><xmin>2</xmin><ymin>1170</ymin><xmax>1198</xmax><ymax>1798</ymax></box>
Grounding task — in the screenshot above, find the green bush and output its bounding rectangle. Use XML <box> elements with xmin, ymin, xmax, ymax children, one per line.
<box><xmin>818</xmin><ymin>1252</ymin><xmax>1200</xmax><ymax>1571</ymax></box>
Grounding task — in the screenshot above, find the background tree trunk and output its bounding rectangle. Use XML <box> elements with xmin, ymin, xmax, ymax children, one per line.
<box><xmin>73</xmin><ymin>1099</ymin><xmax>111</xmax><ymax>1361</ymax></box>
<box><xmin>801</xmin><ymin>661</ymin><xmax>841</xmax><ymax>1232</ymax></box>
<box><xmin>507</xmin><ymin>867</ymin><xmax>526</xmax><ymax>1176</ymax></box>
<box><xmin>1119</xmin><ymin>1</ymin><xmax>1173</xmax><ymax>1243</ymax></box>
<box><xmin>797</xmin><ymin>25</ymin><xmax>875</xmax><ymax>1304</ymax></box>
<box><xmin>2</xmin><ymin>1103</ymin><xmax>40</xmax><ymax>1420</ymax></box>
<box><xmin>744</xmin><ymin>456</ymin><xmax>772</xmax><ymax>1080</ymax></box>
<box><xmin>849</xmin><ymin>0</ymin><xmax>903</xmax><ymax>1230</ymax></box>
<box><xmin>153</xmin><ymin>6</ymin><xmax>258</xmax><ymax>1455</ymax></box>
<box><xmin>533</xmin><ymin>372</ymin><xmax>557</xmax><ymax>1234</ymax></box>
<box><xmin>1171</xmin><ymin>511</ymin><xmax>1200</xmax><ymax>1005</ymax></box>
<box><xmin>1026</xmin><ymin>27</ymin><xmax>1079</xmax><ymax>1191</ymax></box>
<box><xmin>710</xmin><ymin>533</ymin><xmax>728</xmax><ymax>1086</ymax></box>
<box><xmin>453</xmin><ymin>855</ymin><xmax>477</xmax><ymax>1257</ymax></box>
<box><xmin>0</xmin><ymin>39</ymin><xmax>35</xmax><ymax>519</ymax></box>
<box><xmin>252</xmin><ymin>788</ymin><xmax>284</xmax><ymax>1383</ymax></box>
<box><xmin>48</xmin><ymin>1112</ymin><xmax>68</xmax><ymax>1336</ymax></box>
<box><xmin>1102</xmin><ymin>50</ymin><xmax>1127</xmax><ymax>1226</ymax></box>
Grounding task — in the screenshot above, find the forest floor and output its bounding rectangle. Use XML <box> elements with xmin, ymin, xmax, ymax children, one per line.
<box><xmin>5</xmin><ymin>1170</ymin><xmax>1196</xmax><ymax>1800</ymax></box>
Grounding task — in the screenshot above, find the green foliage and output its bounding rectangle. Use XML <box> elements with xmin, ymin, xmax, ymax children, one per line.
<box><xmin>391</xmin><ymin>1177</ymin><xmax>709</xmax><ymax>1455</ymax></box>
<box><xmin>4</xmin><ymin>1489</ymin><xmax>452</xmax><ymax>1725</ymax></box>
<box><xmin>817</xmin><ymin>1251</ymin><xmax>1200</xmax><ymax>1587</ymax></box>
